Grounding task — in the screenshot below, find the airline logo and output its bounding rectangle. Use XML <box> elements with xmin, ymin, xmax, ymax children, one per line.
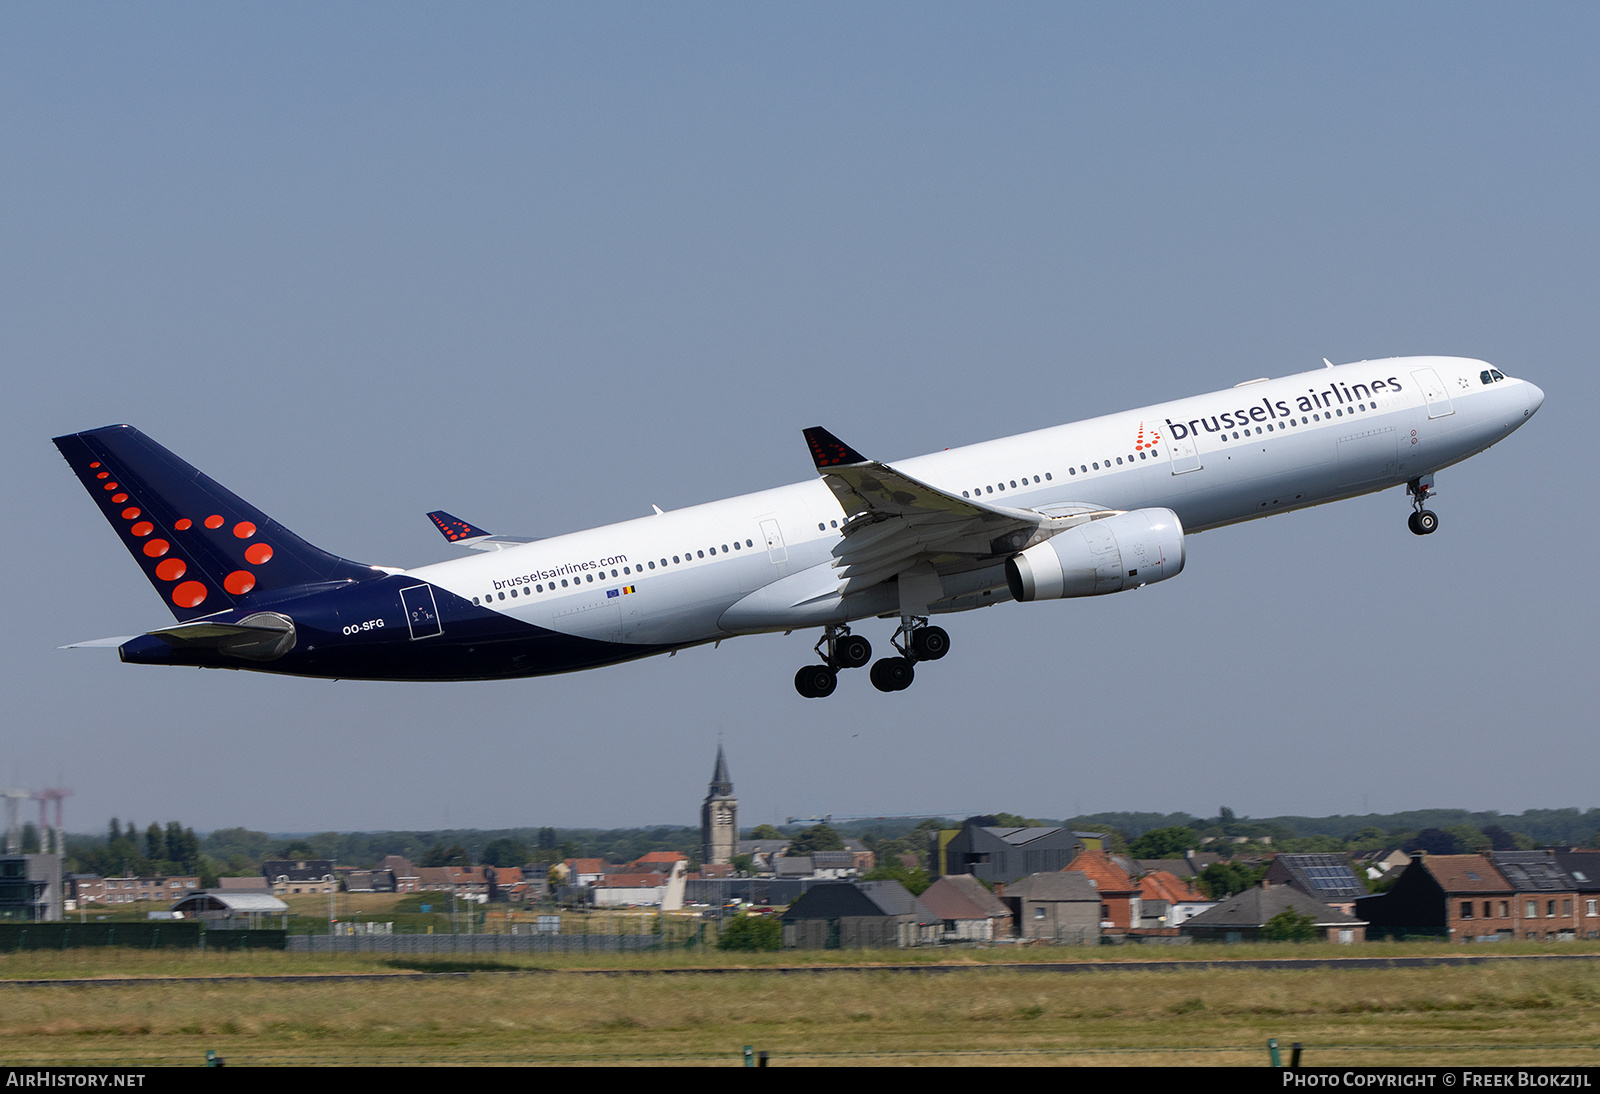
<box><xmin>1135</xmin><ymin>422</ymin><xmax>1162</xmax><ymax>452</ymax></box>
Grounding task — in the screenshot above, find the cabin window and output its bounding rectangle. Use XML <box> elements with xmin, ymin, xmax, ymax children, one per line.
<box><xmin>1045</xmin><ymin>473</ymin><xmax>1052</xmax><ymax>480</ymax></box>
<box><xmin>673</xmin><ymin>556</ymin><xmax>680</xmax><ymax>564</ymax></box>
<box><xmin>472</xmin><ymin>596</ymin><xmax>480</xmax><ymax>605</ymax></box>
<box><xmin>697</xmin><ymin>550</ymin><xmax>704</xmax><ymax>558</ymax></box>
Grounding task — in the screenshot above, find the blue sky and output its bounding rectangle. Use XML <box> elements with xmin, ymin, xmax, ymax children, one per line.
<box><xmin>3</xmin><ymin>4</ymin><xmax>1594</xmax><ymax>833</ymax></box>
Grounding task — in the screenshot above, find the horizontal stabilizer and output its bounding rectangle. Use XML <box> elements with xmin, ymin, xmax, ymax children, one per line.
<box><xmin>144</xmin><ymin>612</ymin><xmax>296</xmax><ymax>661</ymax></box>
<box><xmin>60</xmin><ymin>636</ymin><xmax>137</xmax><ymax>649</ymax></box>
<box><xmin>425</xmin><ymin>510</ymin><xmax>537</xmax><ymax>551</ymax></box>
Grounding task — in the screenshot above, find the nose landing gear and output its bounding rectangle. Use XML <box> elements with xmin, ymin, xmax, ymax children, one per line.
<box><xmin>1407</xmin><ymin>475</ymin><xmax>1439</xmax><ymax>536</ymax></box>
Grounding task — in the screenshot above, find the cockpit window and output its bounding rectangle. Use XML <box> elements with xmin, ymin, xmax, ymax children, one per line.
<box><xmin>1491</xmin><ymin>369</ymin><xmax>1505</xmax><ymax>381</ymax></box>
<box><xmin>1481</xmin><ymin>370</ymin><xmax>1494</xmax><ymax>385</ymax></box>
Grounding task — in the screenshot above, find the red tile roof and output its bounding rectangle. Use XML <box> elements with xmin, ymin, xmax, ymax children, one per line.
<box><xmin>1066</xmin><ymin>849</ymin><xmax>1138</xmax><ymax>894</ymax></box>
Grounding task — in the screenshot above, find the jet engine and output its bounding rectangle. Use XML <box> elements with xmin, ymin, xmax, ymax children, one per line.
<box><xmin>1004</xmin><ymin>508</ymin><xmax>1184</xmax><ymax>602</ymax></box>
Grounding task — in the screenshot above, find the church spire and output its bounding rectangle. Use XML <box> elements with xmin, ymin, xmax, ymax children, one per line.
<box><xmin>709</xmin><ymin>742</ymin><xmax>733</xmax><ymax>798</ymax></box>
<box><xmin>701</xmin><ymin>742</ymin><xmax>738</xmax><ymax>866</ymax></box>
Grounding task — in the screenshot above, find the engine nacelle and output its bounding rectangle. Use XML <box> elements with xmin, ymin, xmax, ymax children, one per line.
<box><xmin>1004</xmin><ymin>508</ymin><xmax>1185</xmax><ymax>602</ymax></box>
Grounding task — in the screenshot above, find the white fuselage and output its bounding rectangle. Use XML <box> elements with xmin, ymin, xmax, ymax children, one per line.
<box><xmin>408</xmin><ymin>356</ymin><xmax>1540</xmax><ymax>655</ymax></box>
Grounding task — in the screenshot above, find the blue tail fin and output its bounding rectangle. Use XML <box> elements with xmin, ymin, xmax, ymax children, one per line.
<box><xmin>53</xmin><ymin>425</ymin><xmax>375</xmax><ymax>621</ymax></box>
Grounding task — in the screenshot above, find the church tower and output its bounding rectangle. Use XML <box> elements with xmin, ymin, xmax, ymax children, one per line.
<box><xmin>700</xmin><ymin>744</ymin><xmax>738</xmax><ymax>866</ymax></box>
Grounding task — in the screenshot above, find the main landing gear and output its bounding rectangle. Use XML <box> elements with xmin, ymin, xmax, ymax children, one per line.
<box><xmin>792</xmin><ymin>620</ymin><xmax>951</xmax><ymax>697</ymax></box>
<box><xmin>868</xmin><ymin>618</ymin><xmax>948</xmax><ymax>694</ymax></box>
<box><xmin>793</xmin><ymin>625</ymin><xmax>872</xmax><ymax>698</ymax></box>
<box><xmin>1407</xmin><ymin>475</ymin><xmax>1439</xmax><ymax>536</ymax></box>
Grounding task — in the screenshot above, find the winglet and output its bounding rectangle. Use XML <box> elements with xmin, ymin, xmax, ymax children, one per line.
<box><xmin>427</xmin><ymin>511</ymin><xmax>491</xmax><ymax>543</ymax></box>
<box><xmin>803</xmin><ymin>427</ymin><xmax>870</xmax><ymax>469</ymax></box>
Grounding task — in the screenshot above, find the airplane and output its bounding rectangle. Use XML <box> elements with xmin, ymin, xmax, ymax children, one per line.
<box><xmin>54</xmin><ymin>355</ymin><xmax>1542</xmax><ymax>696</ymax></box>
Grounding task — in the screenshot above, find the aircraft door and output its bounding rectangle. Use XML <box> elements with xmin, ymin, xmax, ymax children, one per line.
<box><xmin>760</xmin><ymin>518</ymin><xmax>788</xmax><ymax>563</ymax></box>
<box><xmin>1167</xmin><ymin>435</ymin><xmax>1202</xmax><ymax>475</ymax></box>
<box><xmin>1411</xmin><ymin>368</ymin><xmax>1455</xmax><ymax>419</ymax></box>
<box><xmin>400</xmin><ymin>584</ymin><xmax>443</xmax><ymax>640</ymax></box>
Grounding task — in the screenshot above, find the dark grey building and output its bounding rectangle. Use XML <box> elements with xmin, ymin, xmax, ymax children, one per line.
<box><xmin>781</xmin><ymin>880</ymin><xmax>938</xmax><ymax>949</ymax></box>
<box><xmin>934</xmin><ymin>823</ymin><xmax>1084</xmax><ymax>885</ymax></box>
<box><xmin>0</xmin><ymin>854</ymin><xmax>63</xmax><ymax>922</ymax></box>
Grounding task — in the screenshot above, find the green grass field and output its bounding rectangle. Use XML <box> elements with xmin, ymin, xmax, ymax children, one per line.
<box><xmin>1</xmin><ymin>942</ymin><xmax>1598</xmax><ymax>1066</ymax></box>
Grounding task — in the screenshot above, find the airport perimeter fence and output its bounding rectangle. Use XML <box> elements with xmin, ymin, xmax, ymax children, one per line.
<box><xmin>289</xmin><ymin>917</ymin><xmax>708</xmax><ymax>955</ymax></box>
<box><xmin>0</xmin><ymin>923</ymin><xmax>287</xmax><ymax>951</ymax></box>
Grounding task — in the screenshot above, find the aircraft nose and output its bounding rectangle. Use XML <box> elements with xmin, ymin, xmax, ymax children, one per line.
<box><xmin>1524</xmin><ymin>381</ymin><xmax>1545</xmax><ymax>415</ymax></box>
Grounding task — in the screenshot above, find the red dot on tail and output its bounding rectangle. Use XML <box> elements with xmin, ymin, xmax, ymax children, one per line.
<box><xmin>172</xmin><ymin>581</ymin><xmax>207</xmax><ymax>608</ymax></box>
<box><xmin>103</xmin><ymin>483</ymin><xmax>118</xmax><ymax>491</ymax></box>
<box><xmin>174</xmin><ymin>518</ymin><xmax>192</xmax><ymax>530</ymax></box>
<box><xmin>97</xmin><ymin>472</ymin><xmax>109</xmax><ymax>479</ymax></box>
<box><xmin>143</xmin><ymin>539</ymin><xmax>169</xmax><ymax>558</ymax></box>
<box><xmin>130</xmin><ymin>521</ymin><xmax>153</xmax><ymax>537</ymax></box>
<box><xmin>155</xmin><ymin>559</ymin><xmax>186</xmax><ymax>582</ymax></box>
<box><xmin>112</xmin><ymin>494</ymin><xmax>128</xmax><ymax>504</ymax></box>
<box><xmin>205</xmin><ymin>515</ymin><xmax>224</xmax><ymax>529</ymax></box>
<box><xmin>89</xmin><ymin>462</ymin><xmax>100</xmax><ymax>469</ymax></box>
<box><xmin>233</xmin><ymin>521</ymin><xmax>256</xmax><ymax>539</ymax></box>
<box><xmin>245</xmin><ymin>543</ymin><xmax>274</xmax><ymax>565</ymax></box>
<box><xmin>223</xmin><ymin>571</ymin><xmax>255</xmax><ymax>596</ymax></box>
<box><xmin>121</xmin><ymin>507</ymin><xmax>141</xmax><ymax>520</ymax></box>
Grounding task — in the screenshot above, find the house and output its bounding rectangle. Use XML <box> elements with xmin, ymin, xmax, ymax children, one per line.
<box><xmin>374</xmin><ymin>855</ymin><xmax>422</xmax><ymax>893</ymax></box>
<box><xmin>1264</xmin><ymin>853</ymin><xmax>1368</xmax><ymax>916</ymax></box>
<box><xmin>1134</xmin><ymin>852</ymin><xmax>1223</xmax><ymax>880</ymax></box>
<box><xmin>1137</xmin><ymin>870</ymin><xmax>1212</xmax><ymax>929</ymax></box>
<box><xmin>780</xmin><ymin>880</ymin><xmax>938</xmax><ymax>949</ymax></box>
<box><xmin>1355</xmin><ymin>853</ymin><xmax>1515</xmax><ymax>941</ymax></box>
<box><xmin>919</xmin><ymin>874</ymin><xmax>1013</xmax><ymax>942</ymax></box>
<box><xmin>1063</xmin><ymin>849</ymin><xmax>1142</xmax><ymax>934</ymax></box>
<box><xmin>737</xmin><ymin>840</ymin><xmax>793</xmax><ymax>874</ymax></box>
<box><xmin>1551</xmin><ymin>850</ymin><xmax>1600</xmax><ymax>938</ymax></box>
<box><xmin>1004</xmin><ymin>871</ymin><xmax>1101</xmax><ymax>944</ymax></box>
<box><xmin>71</xmin><ymin>873</ymin><xmax>200</xmax><ymax>905</ymax></box>
<box><xmin>590</xmin><ymin>857</ymin><xmax>688</xmax><ymax>910</ymax></box>
<box><xmin>1181</xmin><ymin>882</ymin><xmax>1366</xmax><ymax>943</ymax></box>
<box><xmin>262</xmin><ymin>859</ymin><xmax>337</xmax><ymax>896</ymax></box>
<box><xmin>1490</xmin><ymin>851</ymin><xmax>1584</xmax><ymax>941</ymax></box>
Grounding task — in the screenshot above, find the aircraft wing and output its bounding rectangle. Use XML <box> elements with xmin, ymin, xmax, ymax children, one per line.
<box><xmin>802</xmin><ymin>427</ymin><xmax>1115</xmax><ymax>593</ymax></box>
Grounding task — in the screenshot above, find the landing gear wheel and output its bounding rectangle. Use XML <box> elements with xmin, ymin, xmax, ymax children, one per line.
<box><xmin>794</xmin><ymin>664</ymin><xmax>837</xmax><ymax>698</ymax></box>
<box><xmin>1409</xmin><ymin>510</ymin><xmax>1438</xmax><ymax>536</ymax></box>
<box><xmin>869</xmin><ymin>657</ymin><xmax>915</xmax><ymax>692</ymax></box>
<box><xmin>836</xmin><ymin>634</ymin><xmax>872</xmax><ymax>669</ymax></box>
<box><xmin>909</xmin><ymin>626</ymin><xmax>949</xmax><ymax>661</ymax></box>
